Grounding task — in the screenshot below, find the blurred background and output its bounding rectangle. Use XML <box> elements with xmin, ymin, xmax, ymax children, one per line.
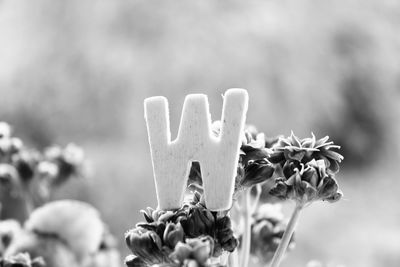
<box><xmin>0</xmin><ymin>0</ymin><xmax>400</xmax><ymax>266</ymax></box>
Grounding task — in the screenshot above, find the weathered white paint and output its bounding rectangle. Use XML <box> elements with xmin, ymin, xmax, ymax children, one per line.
<box><xmin>144</xmin><ymin>89</ymin><xmax>248</xmax><ymax>211</ymax></box>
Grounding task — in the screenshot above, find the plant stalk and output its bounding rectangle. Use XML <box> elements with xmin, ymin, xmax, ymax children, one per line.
<box><xmin>239</xmin><ymin>189</ymin><xmax>252</xmax><ymax>267</ymax></box>
<box><xmin>228</xmin><ymin>248</ymin><xmax>240</xmax><ymax>267</ymax></box>
<box><xmin>269</xmin><ymin>202</ymin><xmax>303</xmax><ymax>267</ymax></box>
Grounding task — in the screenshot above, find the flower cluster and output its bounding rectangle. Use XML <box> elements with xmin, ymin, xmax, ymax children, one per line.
<box><xmin>0</xmin><ymin>122</ymin><xmax>85</xmax><ymax>207</ymax></box>
<box><xmin>0</xmin><ymin>253</ymin><xmax>45</xmax><ymax>267</ymax></box>
<box><xmin>248</xmin><ymin>204</ymin><xmax>294</xmax><ymax>263</ymax></box>
<box><xmin>269</xmin><ymin>133</ymin><xmax>343</xmax><ymax>204</ymax></box>
<box><xmin>125</xmin><ymin>192</ymin><xmax>237</xmax><ymax>267</ymax></box>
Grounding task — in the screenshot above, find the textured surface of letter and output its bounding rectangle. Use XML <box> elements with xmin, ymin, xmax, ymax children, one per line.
<box><xmin>144</xmin><ymin>89</ymin><xmax>248</xmax><ymax>211</ymax></box>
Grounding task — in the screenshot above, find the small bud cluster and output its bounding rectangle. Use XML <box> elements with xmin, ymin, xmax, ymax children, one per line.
<box><xmin>269</xmin><ymin>133</ymin><xmax>343</xmax><ymax>205</ymax></box>
<box><xmin>0</xmin><ymin>253</ymin><xmax>45</xmax><ymax>267</ymax></box>
<box><xmin>0</xmin><ymin>122</ymin><xmax>85</xmax><ymax>205</ymax></box>
<box><xmin>125</xmin><ymin>192</ymin><xmax>237</xmax><ymax>267</ymax></box>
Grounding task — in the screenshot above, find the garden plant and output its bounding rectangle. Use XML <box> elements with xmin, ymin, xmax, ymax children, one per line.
<box><xmin>0</xmin><ymin>89</ymin><xmax>343</xmax><ymax>267</ymax></box>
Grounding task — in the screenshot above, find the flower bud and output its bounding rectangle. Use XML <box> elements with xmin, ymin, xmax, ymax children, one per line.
<box><xmin>240</xmin><ymin>160</ymin><xmax>274</xmax><ymax>188</ymax></box>
<box><xmin>317</xmin><ymin>176</ymin><xmax>338</xmax><ymax>200</ymax></box>
<box><xmin>37</xmin><ymin>161</ymin><xmax>59</xmax><ymax>179</ymax></box>
<box><xmin>215</xmin><ymin>216</ymin><xmax>238</xmax><ymax>253</ymax></box>
<box><xmin>188</xmin><ymin>237</ymin><xmax>213</xmax><ymax>264</ymax></box>
<box><xmin>282</xmin><ymin>160</ymin><xmax>300</xmax><ymax>179</ymax></box>
<box><xmin>170</xmin><ymin>242</ymin><xmax>192</xmax><ymax>263</ymax></box>
<box><xmin>125</xmin><ymin>227</ymin><xmax>163</xmax><ymax>261</ymax></box>
<box><xmin>63</xmin><ymin>143</ymin><xmax>84</xmax><ymax>166</ymax></box>
<box><xmin>268</xmin><ymin>150</ymin><xmax>286</xmax><ymax>165</ymax></box>
<box><xmin>124</xmin><ymin>255</ymin><xmax>147</xmax><ymax>267</ymax></box>
<box><xmin>163</xmin><ymin>222</ymin><xmax>184</xmax><ymax>249</ymax></box>
<box><xmin>269</xmin><ymin>178</ymin><xmax>288</xmax><ymax>199</ymax></box>
<box><xmin>180</xmin><ymin>206</ymin><xmax>215</xmax><ymax>237</ymax></box>
<box><xmin>249</xmin><ymin>204</ymin><xmax>295</xmax><ymax>263</ymax></box>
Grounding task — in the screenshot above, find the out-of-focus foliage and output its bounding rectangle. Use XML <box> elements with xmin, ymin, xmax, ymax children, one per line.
<box><xmin>0</xmin><ymin>0</ymin><xmax>399</xmax><ymax>156</ymax></box>
<box><xmin>2</xmin><ymin>200</ymin><xmax>120</xmax><ymax>267</ymax></box>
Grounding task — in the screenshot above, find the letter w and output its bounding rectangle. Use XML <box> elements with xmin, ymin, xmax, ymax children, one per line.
<box><xmin>144</xmin><ymin>89</ymin><xmax>248</xmax><ymax>211</ymax></box>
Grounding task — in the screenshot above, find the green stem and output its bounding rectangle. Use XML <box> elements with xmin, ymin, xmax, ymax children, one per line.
<box><xmin>240</xmin><ymin>189</ymin><xmax>252</xmax><ymax>267</ymax></box>
<box><xmin>251</xmin><ymin>184</ymin><xmax>262</xmax><ymax>214</ymax></box>
<box><xmin>269</xmin><ymin>203</ymin><xmax>303</xmax><ymax>267</ymax></box>
<box><xmin>228</xmin><ymin>248</ymin><xmax>240</xmax><ymax>267</ymax></box>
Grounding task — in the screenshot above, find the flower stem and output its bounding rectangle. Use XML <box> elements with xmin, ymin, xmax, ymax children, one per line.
<box><xmin>269</xmin><ymin>203</ymin><xmax>303</xmax><ymax>267</ymax></box>
<box><xmin>251</xmin><ymin>184</ymin><xmax>262</xmax><ymax>214</ymax></box>
<box><xmin>228</xmin><ymin>248</ymin><xmax>240</xmax><ymax>267</ymax></box>
<box><xmin>240</xmin><ymin>189</ymin><xmax>252</xmax><ymax>267</ymax></box>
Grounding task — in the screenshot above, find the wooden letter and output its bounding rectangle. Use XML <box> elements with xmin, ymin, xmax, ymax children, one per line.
<box><xmin>144</xmin><ymin>89</ymin><xmax>248</xmax><ymax>211</ymax></box>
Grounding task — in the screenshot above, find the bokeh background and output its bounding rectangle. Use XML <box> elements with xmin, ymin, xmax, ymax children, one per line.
<box><xmin>1</xmin><ymin>1</ymin><xmax>400</xmax><ymax>266</ymax></box>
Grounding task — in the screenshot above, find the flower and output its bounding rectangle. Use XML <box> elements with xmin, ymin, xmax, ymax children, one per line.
<box><xmin>125</xmin><ymin>227</ymin><xmax>166</xmax><ymax>264</ymax></box>
<box><xmin>270</xmin><ymin>160</ymin><xmax>342</xmax><ymax>204</ymax></box>
<box><xmin>240</xmin><ymin>130</ymin><xmax>270</xmax><ymax>166</ymax></box>
<box><xmin>269</xmin><ymin>132</ymin><xmax>343</xmax><ymax>173</ymax></box>
<box><xmin>0</xmin><ymin>164</ymin><xmax>21</xmax><ymax>193</ymax></box>
<box><xmin>130</xmin><ymin>190</ymin><xmax>238</xmax><ymax>267</ymax></box>
<box><xmin>180</xmin><ymin>206</ymin><xmax>215</xmax><ymax>238</ymax></box>
<box><xmin>0</xmin><ymin>220</ymin><xmax>22</xmax><ymax>254</ymax></box>
<box><xmin>163</xmin><ymin>223</ymin><xmax>185</xmax><ymax>249</ymax></box>
<box><xmin>43</xmin><ymin>143</ymin><xmax>85</xmax><ymax>182</ymax></box>
<box><xmin>301</xmin><ymin>134</ymin><xmax>344</xmax><ymax>173</ymax></box>
<box><xmin>37</xmin><ymin>161</ymin><xmax>59</xmax><ymax>179</ymax></box>
<box><xmin>0</xmin><ymin>122</ymin><xmax>12</xmax><ymax>139</ymax></box>
<box><xmin>214</xmin><ymin>216</ymin><xmax>237</xmax><ymax>254</ymax></box>
<box><xmin>248</xmin><ymin>204</ymin><xmax>295</xmax><ymax>263</ymax></box>
<box><xmin>0</xmin><ymin>253</ymin><xmax>45</xmax><ymax>267</ymax></box>
<box><xmin>140</xmin><ymin>208</ymin><xmax>175</xmax><ymax>224</ymax></box>
<box><xmin>125</xmin><ymin>254</ymin><xmax>148</xmax><ymax>267</ymax></box>
<box><xmin>239</xmin><ymin>159</ymin><xmax>275</xmax><ymax>188</ymax></box>
<box><xmin>12</xmin><ymin>150</ymin><xmax>40</xmax><ymax>182</ymax></box>
<box><xmin>170</xmin><ymin>236</ymin><xmax>214</xmax><ymax>266</ymax></box>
